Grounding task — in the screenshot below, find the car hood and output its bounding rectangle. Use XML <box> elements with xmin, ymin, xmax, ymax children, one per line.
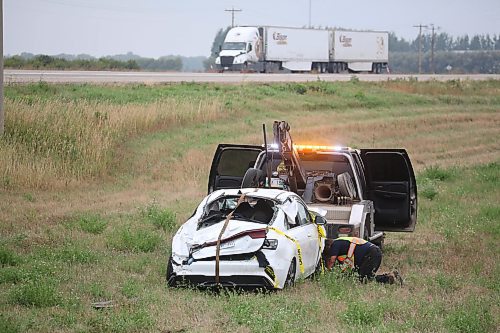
<box><xmin>172</xmin><ymin>219</ymin><xmax>267</xmax><ymax>260</ymax></box>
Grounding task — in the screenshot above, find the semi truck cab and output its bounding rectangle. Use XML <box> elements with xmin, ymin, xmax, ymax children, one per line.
<box><xmin>215</xmin><ymin>27</ymin><xmax>260</xmax><ymax>71</ymax></box>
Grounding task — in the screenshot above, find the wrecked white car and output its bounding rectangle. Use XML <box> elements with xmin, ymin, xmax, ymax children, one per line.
<box><xmin>167</xmin><ymin>188</ymin><xmax>326</xmax><ymax>289</ymax></box>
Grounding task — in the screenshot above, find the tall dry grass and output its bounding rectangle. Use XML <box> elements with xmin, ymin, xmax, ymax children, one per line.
<box><xmin>0</xmin><ymin>98</ymin><xmax>226</xmax><ymax>189</ymax></box>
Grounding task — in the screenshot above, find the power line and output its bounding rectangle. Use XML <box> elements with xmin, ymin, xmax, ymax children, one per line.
<box><xmin>413</xmin><ymin>24</ymin><xmax>428</xmax><ymax>74</ymax></box>
<box><xmin>225</xmin><ymin>7</ymin><xmax>242</xmax><ymax>28</ymax></box>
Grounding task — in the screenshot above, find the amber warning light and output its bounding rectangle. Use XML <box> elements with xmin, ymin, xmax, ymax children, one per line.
<box><xmin>294</xmin><ymin>145</ymin><xmax>344</xmax><ymax>151</ymax></box>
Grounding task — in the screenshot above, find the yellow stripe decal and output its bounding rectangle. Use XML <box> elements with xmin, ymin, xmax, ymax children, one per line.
<box><xmin>268</xmin><ymin>227</ymin><xmax>305</xmax><ymax>274</ymax></box>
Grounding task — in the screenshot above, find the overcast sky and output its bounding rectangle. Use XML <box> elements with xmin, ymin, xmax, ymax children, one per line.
<box><xmin>5</xmin><ymin>0</ymin><xmax>500</xmax><ymax>57</ymax></box>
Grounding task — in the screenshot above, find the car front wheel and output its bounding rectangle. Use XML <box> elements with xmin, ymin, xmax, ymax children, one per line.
<box><xmin>166</xmin><ymin>256</ymin><xmax>176</xmax><ymax>287</ymax></box>
<box><xmin>284</xmin><ymin>259</ymin><xmax>296</xmax><ymax>288</ymax></box>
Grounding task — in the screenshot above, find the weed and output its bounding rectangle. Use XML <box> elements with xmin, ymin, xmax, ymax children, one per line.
<box><xmin>287</xmin><ymin>83</ymin><xmax>307</xmax><ymax>95</ymax></box>
<box><xmin>354</xmin><ymin>91</ymin><xmax>365</xmax><ymax>99</ymax></box>
<box><xmin>0</xmin><ymin>267</ymin><xmax>23</xmax><ymax>284</ymax></box>
<box><xmin>119</xmin><ymin>255</ymin><xmax>151</xmax><ymax>274</ymax></box>
<box><xmin>77</xmin><ymin>213</ymin><xmax>108</xmax><ymax>234</ymax></box>
<box><xmin>121</xmin><ymin>278</ymin><xmax>141</xmax><ymax>298</ymax></box>
<box><xmin>342</xmin><ymin>301</ymin><xmax>384</xmax><ymax>326</ymax></box>
<box><xmin>108</xmin><ymin>226</ymin><xmax>161</xmax><ymax>253</ymax></box>
<box><xmin>422</xmin><ymin>165</ymin><xmax>454</xmax><ymax>181</ymax></box>
<box><xmin>0</xmin><ymin>246</ymin><xmax>21</xmax><ymax>267</ymax></box>
<box><xmin>88</xmin><ymin>282</ymin><xmax>110</xmax><ymax>300</ymax></box>
<box><xmin>479</xmin><ymin>205</ymin><xmax>500</xmax><ymax>222</ymax></box>
<box><xmin>9</xmin><ymin>278</ymin><xmax>61</xmax><ymax>307</ymax></box>
<box><xmin>350</xmin><ymin>75</ymin><xmax>360</xmax><ymax>83</ymax></box>
<box><xmin>476</xmin><ymin>162</ymin><xmax>498</xmax><ymax>183</ymax></box>
<box><xmin>226</xmin><ymin>292</ymin><xmax>317</xmax><ymax>333</ymax></box>
<box><xmin>434</xmin><ymin>273</ymin><xmax>457</xmax><ymax>291</ymax></box>
<box><xmin>141</xmin><ymin>201</ymin><xmax>177</xmax><ymax>231</ymax></box>
<box><xmin>87</xmin><ymin>307</ymin><xmax>153</xmax><ymax>332</ymax></box>
<box><xmin>445</xmin><ymin>299</ymin><xmax>494</xmax><ymax>333</ymax></box>
<box><xmin>0</xmin><ymin>315</ymin><xmax>20</xmax><ymax>333</ymax></box>
<box><xmin>22</xmin><ymin>193</ymin><xmax>35</xmax><ymax>202</ymax></box>
<box><xmin>53</xmin><ymin>244</ymin><xmax>99</xmax><ymax>264</ymax></box>
<box><xmin>420</xmin><ymin>181</ymin><xmax>438</xmax><ymax>200</ymax></box>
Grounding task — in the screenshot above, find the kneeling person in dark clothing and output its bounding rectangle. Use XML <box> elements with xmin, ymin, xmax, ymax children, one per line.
<box><xmin>325</xmin><ymin>237</ymin><xmax>402</xmax><ymax>285</ymax></box>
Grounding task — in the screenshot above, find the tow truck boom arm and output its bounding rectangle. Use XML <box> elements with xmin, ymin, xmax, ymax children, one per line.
<box><xmin>272</xmin><ymin>121</ymin><xmax>307</xmax><ymax>193</ymax></box>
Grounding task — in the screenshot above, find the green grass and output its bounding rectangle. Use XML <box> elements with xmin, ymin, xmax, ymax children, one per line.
<box><xmin>107</xmin><ymin>226</ymin><xmax>162</xmax><ymax>253</ymax></box>
<box><xmin>0</xmin><ymin>246</ymin><xmax>21</xmax><ymax>267</ymax></box>
<box><xmin>141</xmin><ymin>201</ymin><xmax>177</xmax><ymax>231</ymax></box>
<box><xmin>77</xmin><ymin>213</ymin><xmax>109</xmax><ymax>235</ymax></box>
<box><xmin>9</xmin><ymin>278</ymin><xmax>61</xmax><ymax>307</ymax></box>
<box><xmin>0</xmin><ymin>81</ymin><xmax>499</xmax><ymax>332</ymax></box>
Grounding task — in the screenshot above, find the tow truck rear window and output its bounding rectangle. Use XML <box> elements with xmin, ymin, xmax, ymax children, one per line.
<box><xmin>217</xmin><ymin>150</ymin><xmax>261</xmax><ymax>177</ymax></box>
<box><xmin>298</xmin><ymin>153</ymin><xmax>353</xmax><ymax>176</ymax></box>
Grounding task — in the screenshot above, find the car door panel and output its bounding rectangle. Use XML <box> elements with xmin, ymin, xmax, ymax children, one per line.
<box><xmin>361</xmin><ymin>149</ymin><xmax>417</xmax><ymax>232</ymax></box>
<box><xmin>287</xmin><ymin>200</ymin><xmax>321</xmax><ymax>276</ymax></box>
<box><xmin>287</xmin><ymin>224</ymin><xmax>317</xmax><ymax>277</ymax></box>
<box><xmin>208</xmin><ymin>144</ymin><xmax>263</xmax><ymax>194</ymax></box>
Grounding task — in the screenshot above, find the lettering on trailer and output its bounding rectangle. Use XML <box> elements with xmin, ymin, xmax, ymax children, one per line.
<box><xmin>273</xmin><ymin>32</ymin><xmax>288</xmax><ymax>45</ymax></box>
<box><xmin>339</xmin><ymin>35</ymin><xmax>352</xmax><ymax>47</ymax></box>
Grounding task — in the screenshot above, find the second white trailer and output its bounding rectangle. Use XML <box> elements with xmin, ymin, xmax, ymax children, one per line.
<box><xmin>262</xmin><ymin>27</ymin><xmax>330</xmax><ymax>72</ymax></box>
<box><xmin>330</xmin><ymin>30</ymin><xmax>389</xmax><ymax>73</ymax></box>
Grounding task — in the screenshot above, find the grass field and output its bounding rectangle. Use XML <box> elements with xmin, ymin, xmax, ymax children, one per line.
<box><xmin>0</xmin><ymin>79</ymin><xmax>499</xmax><ymax>332</ymax></box>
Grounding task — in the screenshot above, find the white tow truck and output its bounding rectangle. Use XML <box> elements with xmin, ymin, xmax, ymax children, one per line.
<box><xmin>207</xmin><ymin>121</ymin><xmax>417</xmax><ymax>247</ymax></box>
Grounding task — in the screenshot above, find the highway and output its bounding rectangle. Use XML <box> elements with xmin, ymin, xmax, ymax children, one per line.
<box><xmin>4</xmin><ymin>69</ymin><xmax>500</xmax><ymax>84</ymax></box>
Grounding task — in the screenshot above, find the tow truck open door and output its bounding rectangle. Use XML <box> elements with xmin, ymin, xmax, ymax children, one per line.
<box><xmin>208</xmin><ymin>144</ymin><xmax>264</xmax><ymax>194</ymax></box>
<box><xmin>360</xmin><ymin>149</ymin><xmax>417</xmax><ymax>232</ymax></box>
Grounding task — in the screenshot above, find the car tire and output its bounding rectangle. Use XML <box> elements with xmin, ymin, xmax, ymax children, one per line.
<box><xmin>284</xmin><ymin>259</ymin><xmax>296</xmax><ymax>288</ymax></box>
<box><xmin>314</xmin><ymin>256</ymin><xmax>325</xmax><ymax>276</ymax></box>
<box><xmin>338</xmin><ymin>172</ymin><xmax>356</xmax><ymax>199</ymax></box>
<box><xmin>166</xmin><ymin>256</ymin><xmax>177</xmax><ymax>287</ymax></box>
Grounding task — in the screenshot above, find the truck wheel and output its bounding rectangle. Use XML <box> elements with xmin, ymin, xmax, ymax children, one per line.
<box><xmin>338</xmin><ymin>172</ymin><xmax>356</xmax><ymax>199</ymax></box>
<box><xmin>284</xmin><ymin>259</ymin><xmax>296</xmax><ymax>288</ymax></box>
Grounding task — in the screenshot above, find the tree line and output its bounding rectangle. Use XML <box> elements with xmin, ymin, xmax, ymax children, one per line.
<box><xmin>5</xmin><ymin>53</ymin><xmax>186</xmax><ymax>71</ymax></box>
<box><xmin>5</xmin><ymin>54</ymin><xmax>140</xmax><ymax>71</ymax></box>
<box><xmin>389</xmin><ymin>32</ymin><xmax>500</xmax><ymax>52</ymax></box>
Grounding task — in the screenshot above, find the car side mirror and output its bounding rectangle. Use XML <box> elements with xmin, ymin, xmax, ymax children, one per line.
<box><xmin>314</xmin><ymin>215</ymin><xmax>327</xmax><ymax>225</ymax></box>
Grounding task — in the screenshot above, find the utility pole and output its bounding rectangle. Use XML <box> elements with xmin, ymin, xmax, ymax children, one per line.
<box><xmin>225</xmin><ymin>7</ymin><xmax>242</xmax><ymax>28</ymax></box>
<box><xmin>0</xmin><ymin>0</ymin><xmax>4</xmax><ymax>135</ymax></box>
<box><xmin>430</xmin><ymin>24</ymin><xmax>439</xmax><ymax>74</ymax></box>
<box><xmin>430</xmin><ymin>25</ymin><xmax>435</xmax><ymax>74</ymax></box>
<box><xmin>413</xmin><ymin>24</ymin><xmax>428</xmax><ymax>74</ymax></box>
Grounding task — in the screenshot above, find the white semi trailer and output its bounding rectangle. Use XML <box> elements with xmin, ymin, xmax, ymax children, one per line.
<box><xmin>215</xmin><ymin>26</ymin><xmax>388</xmax><ymax>73</ymax></box>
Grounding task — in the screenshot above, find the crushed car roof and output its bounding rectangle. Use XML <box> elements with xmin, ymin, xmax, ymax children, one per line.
<box><xmin>208</xmin><ymin>188</ymin><xmax>294</xmax><ymax>201</ymax></box>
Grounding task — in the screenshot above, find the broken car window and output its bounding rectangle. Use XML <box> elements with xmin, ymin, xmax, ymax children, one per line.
<box><xmin>198</xmin><ymin>196</ymin><xmax>276</xmax><ymax>229</ymax></box>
